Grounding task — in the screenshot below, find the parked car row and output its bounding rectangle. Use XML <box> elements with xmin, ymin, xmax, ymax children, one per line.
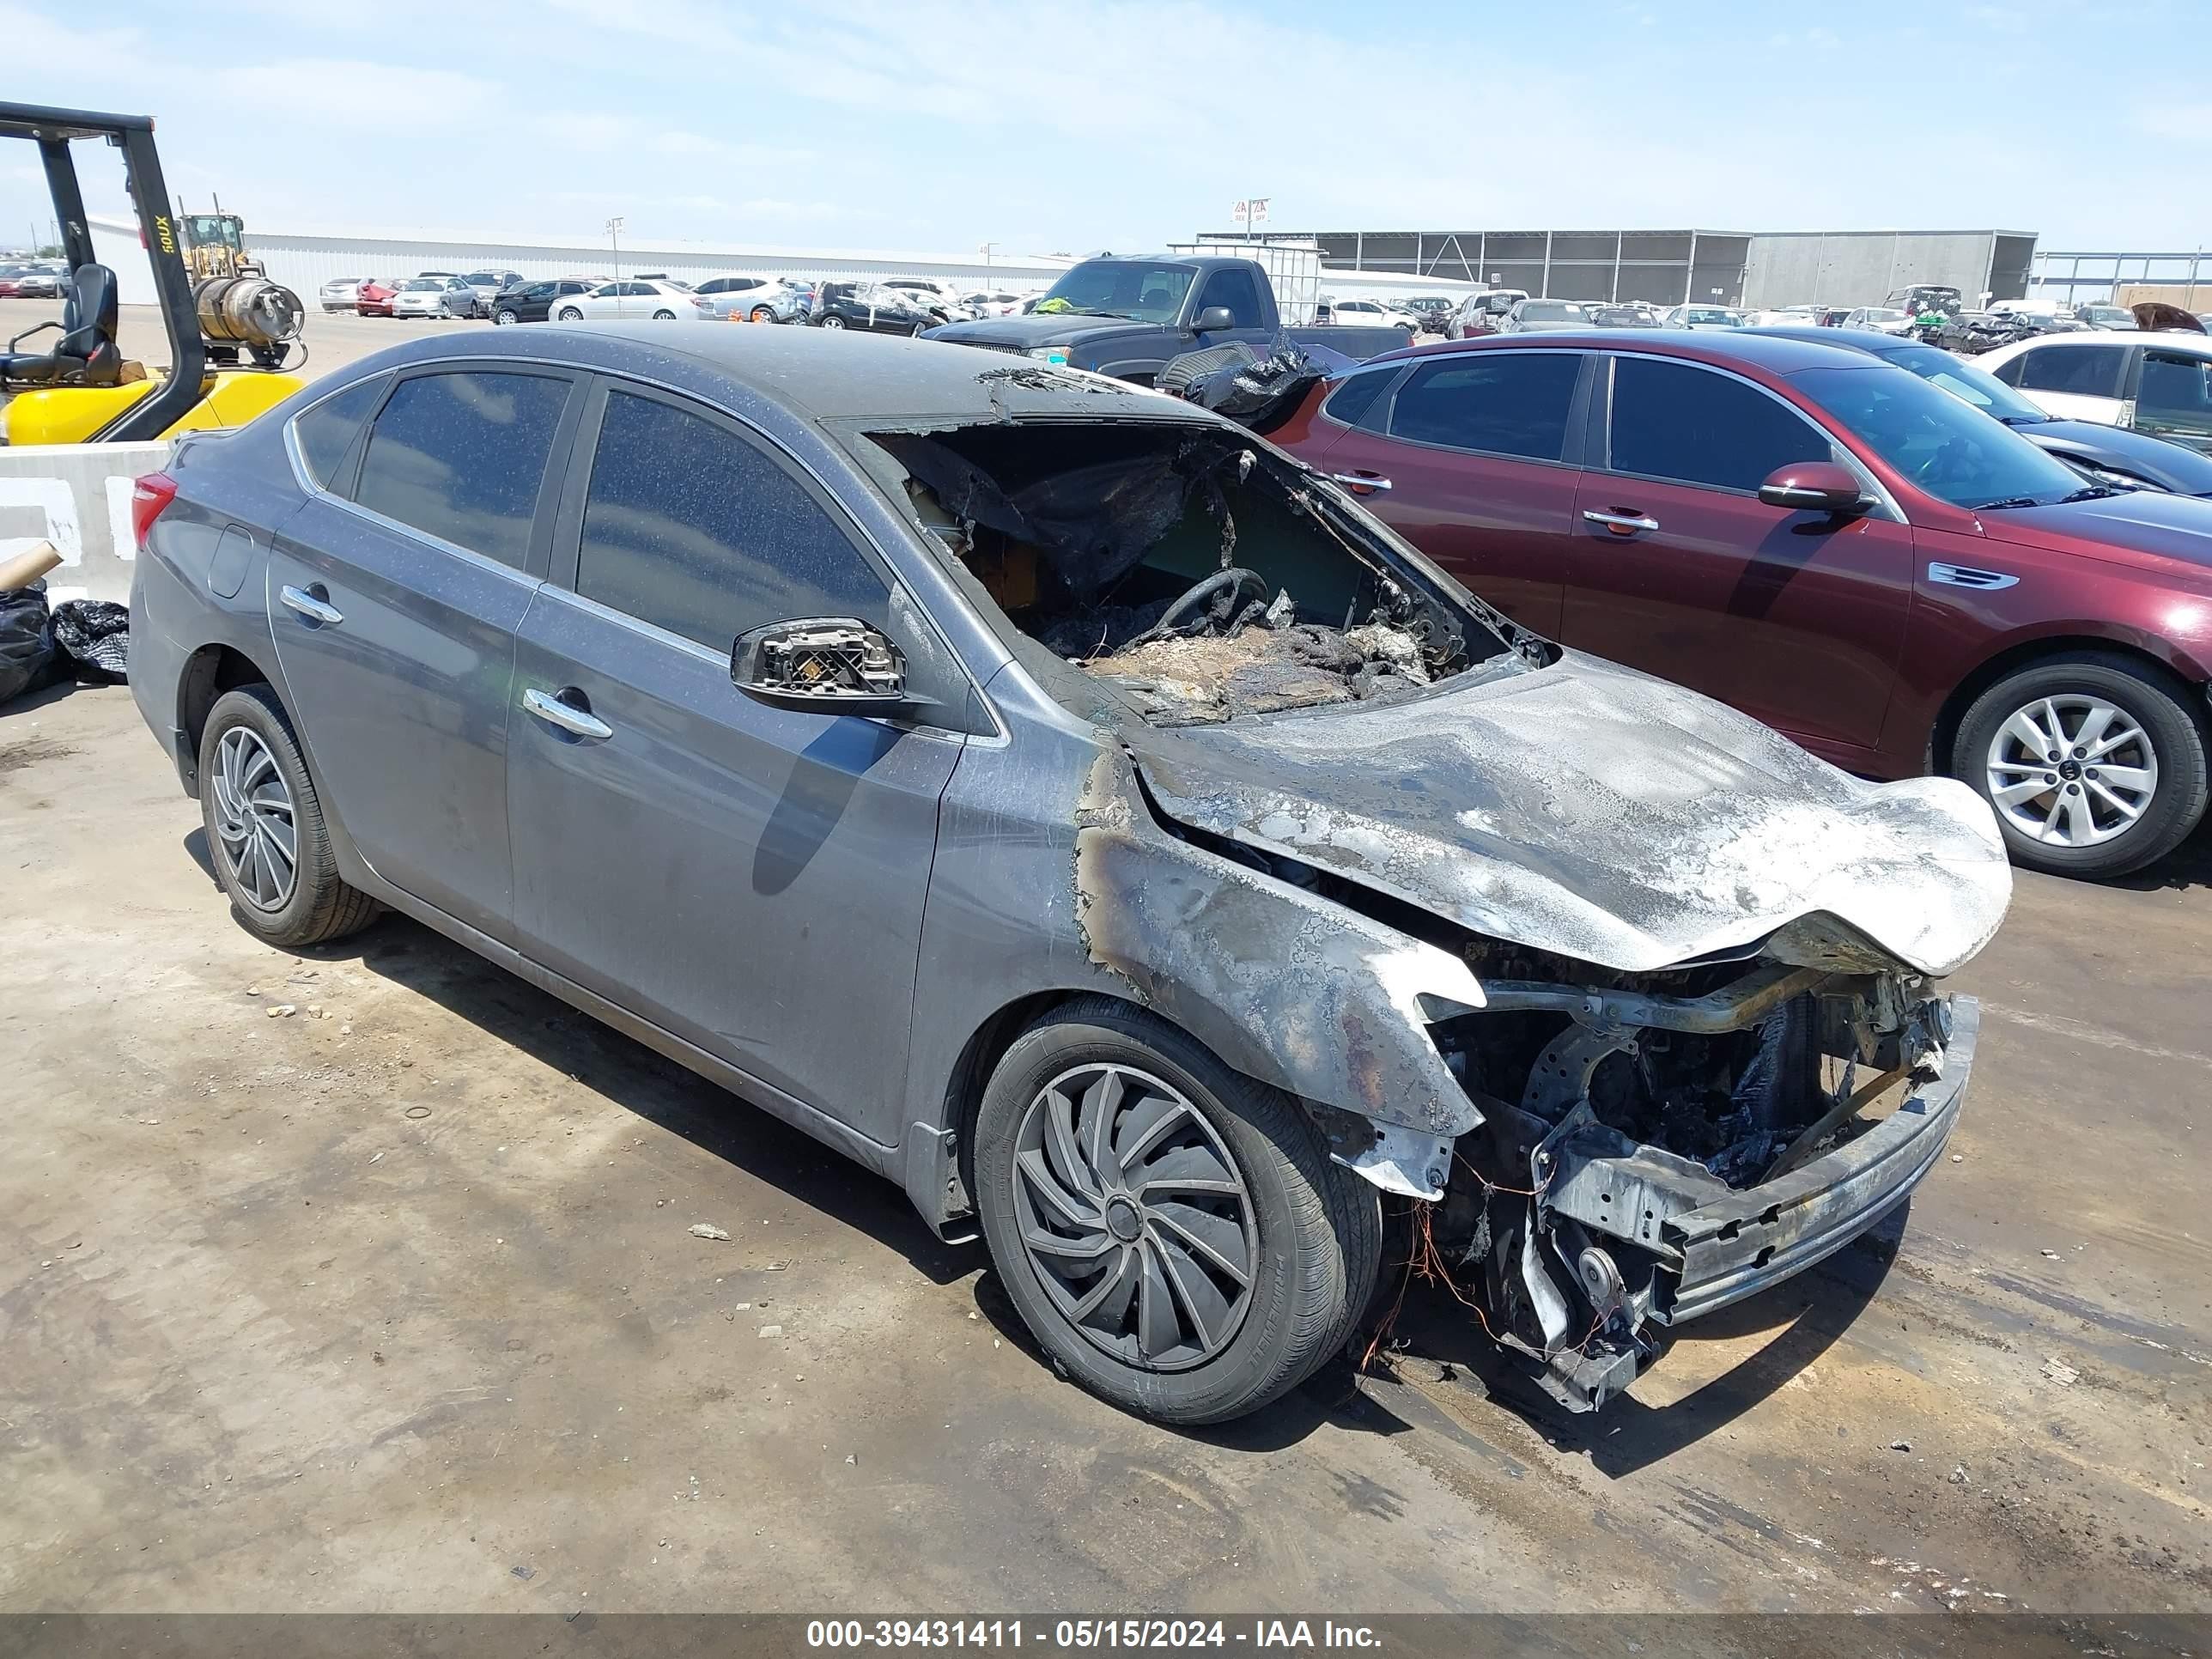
<box><xmin>0</xmin><ymin>258</ymin><xmax>67</xmax><ymax>298</ymax></box>
<box><xmin>1255</xmin><ymin>326</ymin><xmax>2212</xmax><ymax>880</ymax></box>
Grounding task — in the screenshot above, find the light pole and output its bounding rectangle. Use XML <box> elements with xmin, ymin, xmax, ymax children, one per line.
<box><xmin>980</xmin><ymin>240</ymin><xmax>998</xmax><ymax>276</ymax></box>
<box><xmin>606</xmin><ymin>216</ymin><xmax>625</xmax><ymax>281</ymax></box>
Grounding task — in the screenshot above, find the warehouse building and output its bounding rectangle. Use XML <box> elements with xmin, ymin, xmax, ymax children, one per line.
<box><xmin>1219</xmin><ymin>227</ymin><xmax>2039</xmax><ymax>309</ymax></box>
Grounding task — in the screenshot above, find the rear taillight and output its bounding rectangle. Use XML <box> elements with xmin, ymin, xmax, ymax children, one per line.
<box><xmin>131</xmin><ymin>472</ymin><xmax>179</xmax><ymax>550</ymax></box>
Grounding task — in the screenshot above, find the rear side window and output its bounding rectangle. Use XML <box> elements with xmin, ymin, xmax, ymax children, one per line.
<box><xmin>293</xmin><ymin>375</ymin><xmax>386</xmax><ymax>492</ymax></box>
<box><xmin>2012</xmin><ymin>343</ymin><xmax>2129</xmax><ymax>399</ymax></box>
<box><xmin>575</xmin><ymin>388</ymin><xmax>890</xmax><ymax>650</ymax></box>
<box><xmin>1321</xmin><ymin>368</ymin><xmax>1396</xmax><ymax>430</ymax></box>
<box><xmin>354</xmin><ymin>371</ymin><xmax>570</xmax><ymax>568</ymax></box>
<box><xmin>1606</xmin><ymin>357</ymin><xmax>1829</xmax><ymax>491</ymax></box>
<box><xmin>1389</xmin><ymin>352</ymin><xmax>1583</xmax><ymax>460</ymax></box>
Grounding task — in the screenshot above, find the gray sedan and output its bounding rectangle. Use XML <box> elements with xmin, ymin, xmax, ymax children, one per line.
<box><xmin>128</xmin><ymin>324</ymin><xmax>2007</xmax><ymax>1425</ymax></box>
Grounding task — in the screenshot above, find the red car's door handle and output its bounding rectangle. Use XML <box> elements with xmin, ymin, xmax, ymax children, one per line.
<box><xmin>1331</xmin><ymin>471</ymin><xmax>1392</xmax><ymax>494</ymax></box>
<box><xmin>1583</xmin><ymin>507</ymin><xmax>1660</xmax><ymax>536</ymax></box>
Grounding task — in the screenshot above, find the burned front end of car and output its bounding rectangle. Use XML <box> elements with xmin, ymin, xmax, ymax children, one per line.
<box><xmin>1415</xmin><ymin>937</ymin><xmax>1971</xmax><ymax>1412</ymax></box>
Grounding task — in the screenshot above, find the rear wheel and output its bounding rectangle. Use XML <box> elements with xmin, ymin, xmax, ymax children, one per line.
<box><xmin>750</xmin><ymin>305</ymin><xmax>775</xmax><ymax>323</ymax></box>
<box><xmin>818</xmin><ymin>313</ymin><xmax>845</xmax><ymax>329</ymax></box>
<box><xmin>198</xmin><ymin>685</ymin><xmax>377</xmax><ymax>947</ymax></box>
<box><xmin>652</xmin><ymin>308</ymin><xmax>676</xmax><ymax>320</ymax></box>
<box><xmin>1952</xmin><ymin>653</ymin><xmax>2209</xmax><ymax>879</ymax></box>
<box><xmin>972</xmin><ymin>997</ymin><xmax>1380</xmax><ymax>1425</ymax></box>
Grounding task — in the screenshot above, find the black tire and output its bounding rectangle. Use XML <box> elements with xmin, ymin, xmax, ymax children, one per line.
<box><xmin>555</xmin><ymin>306</ymin><xmax>581</xmax><ymax>322</ymax></box>
<box><xmin>494</xmin><ymin>307</ymin><xmax>519</xmax><ymax>325</ymax></box>
<box><xmin>1951</xmin><ymin>651</ymin><xmax>2209</xmax><ymax>879</ymax></box>
<box><xmin>972</xmin><ymin>996</ymin><xmax>1380</xmax><ymax>1425</ymax></box>
<box><xmin>750</xmin><ymin>305</ymin><xmax>774</xmax><ymax>323</ymax></box>
<box><xmin>818</xmin><ymin>313</ymin><xmax>845</xmax><ymax>329</ymax></box>
<box><xmin>652</xmin><ymin>308</ymin><xmax>676</xmax><ymax>320</ymax></box>
<box><xmin>198</xmin><ymin>685</ymin><xmax>378</xmax><ymax>948</ymax></box>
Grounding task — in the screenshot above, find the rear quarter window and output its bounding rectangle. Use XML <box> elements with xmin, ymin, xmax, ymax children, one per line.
<box><xmin>1320</xmin><ymin>368</ymin><xmax>1397</xmax><ymax>430</ymax></box>
<box><xmin>292</xmin><ymin>375</ymin><xmax>388</xmax><ymax>493</ymax></box>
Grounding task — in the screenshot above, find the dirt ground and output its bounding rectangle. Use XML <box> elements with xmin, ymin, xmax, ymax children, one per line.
<box><xmin>2</xmin><ymin>682</ymin><xmax>2206</xmax><ymax>1617</ymax></box>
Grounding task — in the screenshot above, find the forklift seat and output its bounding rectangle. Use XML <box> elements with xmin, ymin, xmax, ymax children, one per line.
<box><xmin>0</xmin><ymin>264</ymin><xmax>124</xmax><ymax>387</ymax></box>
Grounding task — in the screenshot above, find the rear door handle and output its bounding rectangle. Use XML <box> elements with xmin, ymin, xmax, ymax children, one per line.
<box><xmin>279</xmin><ymin>584</ymin><xmax>343</xmax><ymax>625</ymax></box>
<box><xmin>1331</xmin><ymin>472</ymin><xmax>1392</xmax><ymax>492</ymax></box>
<box><xmin>522</xmin><ymin>686</ymin><xmax>613</xmax><ymax>741</ymax></box>
<box><xmin>1583</xmin><ymin>508</ymin><xmax>1660</xmax><ymax>535</ymax></box>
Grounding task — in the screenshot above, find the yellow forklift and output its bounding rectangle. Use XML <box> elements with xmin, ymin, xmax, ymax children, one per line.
<box><xmin>1</xmin><ymin>100</ymin><xmax>306</xmax><ymax>446</ymax></box>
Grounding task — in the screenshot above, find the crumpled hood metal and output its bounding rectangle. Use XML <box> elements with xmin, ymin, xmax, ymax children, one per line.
<box><xmin>1127</xmin><ymin>653</ymin><xmax>2012</xmax><ymax>977</ymax></box>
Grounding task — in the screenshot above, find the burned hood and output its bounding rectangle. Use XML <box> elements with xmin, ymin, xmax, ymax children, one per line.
<box><xmin>1127</xmin><ymin>653</ymin><xmax>2011</xmax><ymax>978</ymax></box>
<box><xmin>926</xmin><ymin>314</ymin><xmax>1146</xmax><ymax>351</ymax></box>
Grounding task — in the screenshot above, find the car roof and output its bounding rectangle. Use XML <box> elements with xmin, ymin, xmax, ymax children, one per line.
<box><xmin>336</xmin><ymin>320</ymin><xmax>1211</xmax><ymax>428</ymax></box>
<box><xmin>1366</xmin><ymin>328</ymin><xmax>1875</xmax><ymax>374</ymax></box>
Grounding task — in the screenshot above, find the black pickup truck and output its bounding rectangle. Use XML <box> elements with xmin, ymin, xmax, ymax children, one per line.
<box><xmin>925</xmin><ymin>254</ymin><xmax>1411</xmax><ymax>384</ymax></box>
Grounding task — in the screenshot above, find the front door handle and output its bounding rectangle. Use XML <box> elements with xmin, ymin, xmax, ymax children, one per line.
<box><xmin>1331</xmin><ymin>472</ymin><xmax>1392</xmax><ymax>493</ymax></box>
<box><xmin>279</xmin><ymin>584</ymin><xmax>343</xmax><ymax>625</ymax></box>
<box><xmin>522</xmin><ymin>686</ymin><xmax>613</xmax><ymax>741</ymax></box>
<box><xmin>1583</xmin><ymin>508</ymin><xmax>1661</xmax><ymax>536</ymax></box>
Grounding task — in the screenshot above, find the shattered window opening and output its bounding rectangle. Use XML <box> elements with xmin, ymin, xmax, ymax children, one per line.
<box><xmin>870</xmin><ymin>420</ymin><xmax>1531</xmax><ymax>726</ymax></box>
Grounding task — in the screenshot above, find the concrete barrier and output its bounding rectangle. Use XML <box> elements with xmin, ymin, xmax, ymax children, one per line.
<box><xmin>0</xmin><ymin>441</ymin><xmax>171</xmax><ymax>605</ymax></box>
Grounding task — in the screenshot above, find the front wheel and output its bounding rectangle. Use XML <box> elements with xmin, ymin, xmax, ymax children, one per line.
<box><xmin>555</xmin><ymin>306</ymin><xmax>582</xmax><ymax>322</ymax></box>
<box><xmin>198</xmin><ymin>685</ymin><xmax>378</xmax><ymax>947</ymax></box>
<box><xmin>494</xmin><ymin>307</ymin><xmax>519</xmax><ymax>325</ymax></box>
<box><xmin>1952</xmin><ymin>652</ymin><xmax>2209</xmax><ymax>879</ymax></box>
<box><xmin>972</xmin><ymin>997</ymin><xmax>1380</xmax><ymax>1425</ymax></box>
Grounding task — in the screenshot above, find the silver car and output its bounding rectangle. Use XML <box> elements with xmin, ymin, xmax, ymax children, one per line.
<box><xmin>128</xmin><ymin>324</ymin><xmax>2008</xmax><ymax>1425</ymax></box>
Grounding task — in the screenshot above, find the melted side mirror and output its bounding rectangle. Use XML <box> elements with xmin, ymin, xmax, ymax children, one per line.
<box><xmin>732</xmin><ymin>617</ymin><xmax>911</xmax><ymax>711</ymax></box>
<box><xmin>1758</xmin><ymin>462</ymin><xmax>1871</xmax><ymax>515</ymax></box>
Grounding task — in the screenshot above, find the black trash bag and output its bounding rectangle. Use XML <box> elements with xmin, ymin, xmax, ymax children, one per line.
<box><xmin>52</xmin><ymin>598</ymin><xmax>130</xmax><ymax>684</ymax></box>
<box><xmin>1158</xmin><ymin>329</ymin><xmax>1360</xmax><ymax>434</ymax></box>
<box><xmin>0</xmin><ymin>579</ymin><xmax>58</xmax><ymax>706</ymax></box>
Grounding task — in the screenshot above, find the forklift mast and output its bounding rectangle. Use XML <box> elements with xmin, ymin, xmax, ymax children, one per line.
<box><xmin>0</xmin><ymin>100</ymin><xmax>208</xmax><ymax>440</ymax></box>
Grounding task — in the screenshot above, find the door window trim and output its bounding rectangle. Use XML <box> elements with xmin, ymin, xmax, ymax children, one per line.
<box><xmin>1373</xmin><ymin>347</ymin><xmax>1595</xmax><ymax>469</ymax></box>
<box><xmin>1588</xmin><ymin>350</ymin><xmax>1903</xmax><ymax>521</ymax></box>
<box><xmin>281</xmin><ymin>369</ymin><xmax>392</xmax><ymax>501</ymax></box>
<box><xmin>313</xmin><ymin>360</ymin><xmax>587</xmax><ymax>582</ymax></box>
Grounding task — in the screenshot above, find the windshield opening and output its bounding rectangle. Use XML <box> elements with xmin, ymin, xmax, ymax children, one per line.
<box><xmin>1790</xmin><ymin>363</ymin><xmax>2088</xmax><ymax>509</ymax></box>
<box><xmin>1036</xmin><ymin>263</ymin><xmax>1197</xmax><ymax>324</ymax></box>
<box><xmin>870</xmin><ymin>421</ymin><xmax>1529</xmax><ymax>726</ymax></box>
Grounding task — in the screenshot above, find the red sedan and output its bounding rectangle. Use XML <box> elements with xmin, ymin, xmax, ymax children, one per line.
<box><xmin>354</xmin><ymin>277</ymin><xmax>400</xmax><ymax>318</ymax></box>
<box><xmin>1271</xmin><ymin>331</ymin><xmax>2212</xmax><ymax>878</ymax></box>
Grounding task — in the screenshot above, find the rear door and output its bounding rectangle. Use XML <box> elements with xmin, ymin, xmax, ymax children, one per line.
<box><xmin>265</xmin><ymin>364</ymin><xmax>582</xmax><ymax>939</ymax></box>
<box><xmin>1305</xmin><ymin>349</ymin><xmax>1589</xmax><ymax>635</ymax></box>
<box><xmin>1565</xmin><ymin>352</ymin><xmax>1914</xmax><ymax>757</ymax></box>
<box><xmin>507</xmin><ymin>379</ymin><xmax>963</xmax><ymax>1133</ymax></box>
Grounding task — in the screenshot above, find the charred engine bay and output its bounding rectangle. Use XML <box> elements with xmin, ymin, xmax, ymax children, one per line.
<box><xmin>878</xmin><ymin>422</ymin><xmax>1511</xmax><ymax>725</ymax></box>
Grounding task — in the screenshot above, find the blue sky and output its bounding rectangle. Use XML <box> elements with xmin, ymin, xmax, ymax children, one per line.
<box><xmin>5</xmin><ymin>0</ymin><xmax>2207</xmax><ymax>258</ymax></box>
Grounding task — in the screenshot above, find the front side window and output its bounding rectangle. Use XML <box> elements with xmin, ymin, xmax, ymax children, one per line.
<box><xmin>575</xmin><ymin>389</ymin><xmax>890</xmax><ymax>650</ymax></box>
<box><xmin>1197</xmin><ymin>267</ymin><xmax>1264</xmax><ymax>327</ymax></box>
<box><xmin>294</xmin><ymin>375</ymin><xmax>387</xmax><ymax>492</ymax></box>
<box><xmin>354</xmin><ymin>371</ymin><xmax>570</xmax><ymax>568</ymax></box>
<box><xmin>2136</xmin><ymin>351</ymin><xmax>2212</xmax><ymax>439</ymax></box>
<box><xmin>1607</xmin><ymin>357</ymin><xmax>1830</xmax><ymax>490</ymax></box>
<box><xmin>1390</xmin><ymin>352</ymin><xmax>1583</xmax><ymax>460</ymax></box>
<box><xmin>2014</xmin><ymin>343</ymin><xmax>2129</xmax><ymax>398</ymax></box>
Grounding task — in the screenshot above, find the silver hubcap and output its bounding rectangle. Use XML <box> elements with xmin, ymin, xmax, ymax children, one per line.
<box><xmin>1012</xmin><ymin>1063</ymin><xmax>1256</xmax><ymax>1372</ymax></box>
<box><xmin>210</xmin><ymin>727</ymin><xmax>298</xmax><ymax>911</ymax></box>
<box><xmin>1984</xmin><ymin>694</ymin><xmax>2158</xmax><ymax>848</ymax></box>
<box><xmin>821</xmin><ymin>315</ymin><xmax>843</xmax><ymax>328</ymax></box>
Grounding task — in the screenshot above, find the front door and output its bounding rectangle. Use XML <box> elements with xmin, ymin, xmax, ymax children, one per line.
<box><xmin>2134</xmin><ymin>347</ymin><xmax>2212</xmax><ymax>453</ymax></box>
<box><xmin>1565</xmin><ymin>353</ymin><xmax>1913</xmax><ymax>757</ymax></box>
<box><xmin>265</xmin><ymin>365</ymin><xmax>580</xmax><ymax>939</ymax></box>
<box><xmin>1311</xmin><ymin>349</ymin><xmax>1588</xmax><ymax>637</ymax></box>
<box><xmin>507</xmin><ymin>380</ymin><xmax>962</xmax><ymax>1132</ymax></box>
